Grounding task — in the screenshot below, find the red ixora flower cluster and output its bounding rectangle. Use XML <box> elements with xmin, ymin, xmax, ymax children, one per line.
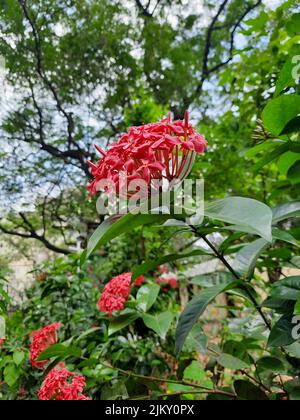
<box><xmin>0</xmin><ymin>338</ymin><xmax>5</xmax><ymax>348</ymax></box>
<box><xmin>38</xmin><ymin>363</ymin><xmax>90</xmax><ymax>401</ymax></box>
<box><xmin>87</xmin><ymin>112</ymin><xmax>207</xmax><ymax>196</ymax></box>
<box><xmin>30</xmin><ymin>323</ymin><xmax>61</xmax><ymax>369</ymax></box>
<box><xmin>156</xmin><ymin>266</ymin><xmax>178</xmax><ymax>290</ymax></box>
<box><xmin>98</xmin><ymin>272</ymin><xmax>145</xmax><ymax>316</ymax></box>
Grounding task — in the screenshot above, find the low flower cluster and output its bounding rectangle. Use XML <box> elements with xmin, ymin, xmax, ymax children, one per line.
<box><xmin>29</xmin><ymin>323</ymin><xmax>89</xmax><ymax>400</ymax></box>
<box><xmin>38</xmin><ymin>364</ymin><xmax>90</xmax><ymax>401</ymax></box>
<box><xmin>87</xmin><ymin>112</ymin><xmax>207</xmax><ymax>196</ymax></box>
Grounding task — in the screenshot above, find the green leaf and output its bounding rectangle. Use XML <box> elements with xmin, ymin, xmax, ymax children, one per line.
<box><xmin>86</xmin><ymin>213</ymin><xmax>172</xmax><ymax>259</ymax></box>
<box><xmin>136</xmin><ymin>284</ymin><xmax>160</xmax><ymax>312</ymax></box>
<box><xmin>108</xmin><ymin>310</ymin><xmax>139</xmax><ymax>336</ymax></box>
<box><xmin>175</xmin><ymin>280</ymin><xmax>237</xmax><ymax>357</ymax></box>
<box><xmin>217</xmin><ymin>354</ymin><xmax>250</xmax><ymax>370</ymax></box>
<box><xmin>37</xmin><ymin>344</ymin><xmax>81</xmax><ymax>361</ymax></box>
<box><xmin>278</xmin><ymin>152</ymin><xmax>300</xmax><ymax>176</ymax></box>
<box><xmin>234</xmin><ymin>380</ymin><xmax>268</xmax><ymax>400</ymax></box>
<box><xmin>132</xmin><ymin>249</ymin><xmax>209</xmax><ymax>280</ymax></box>
<box><xmin>288</xmin><ymin>161</ymin><xmax>300</xmax><ymax>185</ymax></box>
<box><xmin>253</xmin><ymin>142</ymin><xmax>290</xmax><ymax>172</ymax></box>
<box><xmin>256</xmin><ymin>357</ymin><xmax>285</xmax><ymax>374</ymax></box>
<box><xmin>286</xmin><ymin>13</ymin><xmax>300</xmax><ymax>36</ymax></box>
<box><xmin>13</xmin><ymin>351</ymin><xmax>25</xmax><ymax>366</ymax></box>
<box><xmin>232</xmin><ymin>238</ymin><xmax>269</xmax><ymax>278</ymax></box>
<box><xmin>75</xmin><ymin>327</ymin><xmax>101</xmax><ymax>342</ymax></box>
<box><xmin>183</xmin><ymin>361</ymin><xmax>213</xmax><ymax>389</ymax></box>
<box><xmin>183</xmin><ymin>323</ymin><xmax>208</xmax><ymax>354</ymax></box>
<box><xmin>272</xmin><ymin>227</ymin><xmax>299</xmax><ymax>247</ymax></box>
<box><xmin>205</xmin><ymin>197</ymin><xmax>273</xmax><ymax>242</ymax></box>
<box><xmin>142</xmin><ymin>312</ymin><xmax>173</xmax><ymax>339</ymax></box>
<box><xmin>281</xmin><ymin>117</ymin><xmax>300</xmax><ymax>135</ymax></box>
<box><xmin>101</xmin><ymin>380</ymin><xmax>129</xmax><ymax>400</ymax></box>
<box><xmin>262</xmin><ymin>95</ymin><xmax>300</xmax><ymax>136</ymax></box>
<box><xmin>4</xmin><ymin>364</ymin><xmax>20</xmax><ymax>388</ymax></box>
<box><xmin>268</xmin><ymin>315</ymin><xmax>296</xmax><ymax>347</ymax></box>
<box><xmin>272</xmin><ymin>202</ymin><xmax>300</xmax><ymax>223</ymax></box>
<box><xmin>190</xmin><ymin>272</ymin><xmax>234</xmax><ymax>288</ymax></box>
<box><xmin>246</xmin><ymin>140</ymin><xmax>282</xmax><ymax>159</ymax></box>
<box><xmin>270</xmin><ymin>276</ymin><xmax>300</xmax><ymax>300</ymax></box>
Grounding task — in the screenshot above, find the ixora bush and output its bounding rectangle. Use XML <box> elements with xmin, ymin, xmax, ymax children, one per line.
<box><xmin>1</xmin><ymin>111</ymin><xmax>300</xmax><ymax>401</ymax></box>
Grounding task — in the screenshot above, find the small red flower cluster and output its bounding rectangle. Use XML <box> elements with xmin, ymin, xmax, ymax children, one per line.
<box><xmin>30</xmin><ymin>322</ymin><xmax>61</xmax><ymax>369</ymax></box>
<box><xmin>38</xmin><ymin>363</ymin><xmax>90</xmax><ymax>401</ymax></box>
<box><xmin>29</xmin><ymin>323</ymin><xmax>90</xmax><ymax>400</ymax></box>
<box><xmin>98</xmin><ymin>272</ymin><xmax>145</xmax><ymax>315</ymax></box>
<box><xmin>0</xmin><ymin>338</ymin><xmax>5</xmax><ymax>348</ymax></box>
<box><xmin>156</xmin><ymin>266</ymin><xmax>178</xmax><ymax>290</ymax></box>
<box><xmin>87</xmin><ymin>112</ymin><xmax>207</xmax><ymax>196</ymax></box>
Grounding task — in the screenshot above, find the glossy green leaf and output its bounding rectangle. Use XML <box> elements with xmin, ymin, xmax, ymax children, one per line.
<box><xmin>272</xmin><ymin>227</ymin><xmax>299</xmax><ymax>247</ymax></box>
<box><xmin>175</xmin><ymin>280</ymin><xmax>237</xmax><ymax>357</ymax></box>
<box><xmin>253</xmin><ymin>142</ymin><xmax>290</xmax><ymax>172</ymax></box>
<box><xmin>232</xmin><ymin>238</ymin><xmax>269</xmax><ymax>278</ymax></box>
<box><xmin>272</xmin><ymin>202</ymin><xmax>300</xmax><ymax>223</ymax></box>
<box><xmin>234</xmin><ymin>380</ymin><xmax>268</xmax><ymax>400</ymax></box>
<box><xmin>288</xmin><ymin>161</ymin><xmax>300</xmax><ymax>185</ymax></box>
<box><xmin>262</xmin><ymin>95</ymin><xmax>300</xmax><ymax>136</ymax></box>
<box><xmin>217</xmin><ymin>354</ymin><xmax>250</xmax><ymax>370</ymax></box>
<box><xmin>86</xmin><ymin>213</ymin><xmax>172</xmax><ymax>259</ymax></box>
<box><xmin>13</xmin><ymin>351</ymin><xmax>25</xmax><ymax>366</ymax></box>
<box><xmin>205</xmin><ymin>197</ymin><xmax>273</xmax><ymax>242</ymax></box>
<box><xmin>37</xmin><ymin>344</ymin><xmax>81</xmax><ymax>361</ymax></box>
<box><xmin>183</xmin><ymin>323</ymin><xmax>208</xmax><ymax>354</ymax></box>
<box><xmin>270</xmin><ymin>276</ymin><xmax>300</xmax><ymax>300</ymax></box>
<box><xmin>268</xmin><ymin>315</ymin><xmax>296</xmax><ymax>347</ymax></box>
<box><xmin>136</xmin><ymin>284</ymin><xmax>160</xmax><ymax>312</ymax></box>
<box><xmin>4</xmin><ymin>364</ymin><xmax>20</xmax><ymax>388</ymax></box>
<box><xmin>256</xmin><ymin>357</ymin><xmax>285</xmax><ymax>373</ymax></box>
<box><xmin>108</xmin><ymin>310</ymin><xmax>139</xmax><ymax>336</ymax></box>
<box><xmin>142</xmin><ymin>312</ymin><xmax>173</xmax><ymax>339</ymax></box>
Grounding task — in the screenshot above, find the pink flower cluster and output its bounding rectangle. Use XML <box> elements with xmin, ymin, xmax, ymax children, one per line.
<box><xmin>87</xmin><ymin>112</ymin><xmax>207</xmax><ymax>196</ymax></box>
<box><xmin>38</xmin><ymin>363</ymin><xmax>90</xmax><ymax>401</ymax></box>
<box><xmin>97</xmin><ymin>272</ymin><xmax>145</xmax><ymax>315</ymax></box>
<box><xmin>30</xmin><ymin>322</ymin><xmax>61</xmax><ymax>369</ymax></box>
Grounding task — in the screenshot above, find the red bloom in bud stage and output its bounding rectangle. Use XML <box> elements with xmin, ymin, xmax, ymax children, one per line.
<box><xmin>97</xmin><ymin>272</ymin><xmax>145</xmax><ymax>315</ymax></box>
<box><xmin>87</xmin><ymin>112</ymin><xmax>207</xmax><ymax>196</ymax></box>
<box><xmin>30</xmin><ymin>323</ymin><xmax>61</xmax><ymax>369</ymax></box>
<box><xmin>38</xmin><ymin>364</ymin><xmax>90</xmax><ymax>400</ymax></box>
<box><xmin>156</xmin><ymin>273</ymin><xmax>178</xmax><ymax>289</ymax></box>
<box><xmin>133</xmin><ymin>275</ymin><xmax>145</xmax><ymax>287</ymax></box>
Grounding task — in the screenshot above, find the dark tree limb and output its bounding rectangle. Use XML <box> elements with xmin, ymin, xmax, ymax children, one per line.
<box><xmin>184</xmin><ymin>0</ymin><xmax>263</xmax><ymax>108</ymax></box>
